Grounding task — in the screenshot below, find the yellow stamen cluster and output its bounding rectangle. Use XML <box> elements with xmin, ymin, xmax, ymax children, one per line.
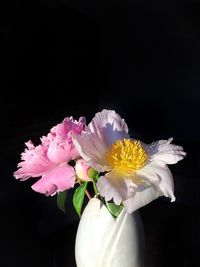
<box><xmin>106</xmin><ymin>139</ymin><xmax>148</xmax><ymax>176</ymax></box>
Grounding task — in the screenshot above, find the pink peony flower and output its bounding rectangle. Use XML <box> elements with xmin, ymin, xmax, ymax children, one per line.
<box><xmin>75</xmin><ymin>159</ymin><xmax>92</xmax><ymax>182</ymax></box>
<box><xmin>14</xmin><ymin>116</ymin><xmax>86</xmax><ymax>195</ymax></box>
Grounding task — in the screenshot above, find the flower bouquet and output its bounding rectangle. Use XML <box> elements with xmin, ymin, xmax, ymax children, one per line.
<box><xmin>14</xmin><ymin>109</ymin><xmax>186</xmax><ymax>267</ymax></box>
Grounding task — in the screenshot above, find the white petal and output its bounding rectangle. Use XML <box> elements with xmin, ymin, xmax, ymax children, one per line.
<box><xmin>123</xmin><ymin>185</ymin><xmax>160</xmax><ymax>213</ymax></box>
<box><xmin>72</xmin><ymin>109</ymin><xmax>130</xmax><ymax>172</ymax></box>
<box><xmin>72</xmin><ymin>132</ymin><xmax>110</xmax><ymax>172</ymax></box>
<box><xmin>138</xmin><ymin>161</ymin><xmax>175</xmax><ymax>201</ymax></box>
<box><xmin>88</xmin><ymin>109</ymin><xmax>129</xmax><ymax>146</ymax></box>
<box><xmin>97</xmin><ymin>173</ymin><xmax>137</xmax><ymax>205</ymax></box>
<box><xmin>146</xmin><ymin>138</ymin><xmax>186</xmax><ymax>164</ymax></box>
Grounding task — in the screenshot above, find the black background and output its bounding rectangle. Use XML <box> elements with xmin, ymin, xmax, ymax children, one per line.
<box><xmin>1</xmin><ymin>0</ymin><xmax>200</xmax><ymax>266</ymax></box>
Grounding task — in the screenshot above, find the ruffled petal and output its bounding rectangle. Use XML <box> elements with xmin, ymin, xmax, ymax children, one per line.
<box><xmin>123</xmin><ymin>185</ymin><xmax>160</xmax><ymax>213</ymax></box>
<box><xmin>88</xmin><ymin>109</ymin><xmax>129</xmax><ymax>146</ymax></box>
<box><xmin>123</xmin><ymin>158</ymin><xmax>177</xmax><ymax>213</ymax></box>
<box><xmin>47</xmin><ymin>142</ymin><xmax>72</xmax><ymax>163</ymax></box>
<box><xmin>14</xmin><ymin>142</ymin><xmax>56</xmax><ymax>180</ymax></box>
<box><xmin>97</xmin><ymin>172</ymin><xmax>137</xmax><ymax>205</ymax></box>
<box><xmin>46</xmin><ymin>116</ymin><xmax>85</xmax><ymax>163</ymax></box>
<box><xmin>138</xmin><ymin>161</ymin><xmax>175</xmax><ymax>201</ymax></box>
<box><xmin>31</xmin><ymin>163</ymin><xmax>75</xmax><ymax>196</ymax></box>
<box><xmin>146</xmin><ymin>138</ymin><xmax>186</xmax><ymax>164</ymax></box>
<box><xmin>72</xmin><ymin>110</ymin><xmax>130</xmax><ymax>172</ymax></box>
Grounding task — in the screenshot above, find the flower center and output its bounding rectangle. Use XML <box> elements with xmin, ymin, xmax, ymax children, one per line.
<box><xmin>106</xmin><ymin>139</ymin><xmax>148</xmax><ymax>176</ymax></box>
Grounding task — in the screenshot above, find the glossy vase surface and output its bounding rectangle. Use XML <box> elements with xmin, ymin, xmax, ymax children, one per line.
<box><xmin>75</xmin><ymin>198</ymin><xmax>145</xmax><ymax>267</ymax></box>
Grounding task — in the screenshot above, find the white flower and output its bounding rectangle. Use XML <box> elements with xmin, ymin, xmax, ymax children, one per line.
<box><xmin>72</xmin><ymin>109</ymin><xmax>186</xmax><ymax>213</ymax></box>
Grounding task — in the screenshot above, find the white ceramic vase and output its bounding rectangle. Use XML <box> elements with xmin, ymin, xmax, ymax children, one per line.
<box><xmin>75</xmin><ymin>198</ymin><xmax>145</xmax><ymax>267</ymax></box>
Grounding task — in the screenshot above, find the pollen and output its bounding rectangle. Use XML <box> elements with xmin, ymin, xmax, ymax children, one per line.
<box><xmin>106</xmin><ymin>139</ymin><xmax>148</xmax><ymax>176</ymax></box>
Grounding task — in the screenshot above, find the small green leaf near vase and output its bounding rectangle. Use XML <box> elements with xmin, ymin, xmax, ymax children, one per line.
<box><xmin>73</xmin><ymin>182</ymin><xmax>88</xmax><ymax>217</ymax></box>
<box><xmin>105</xmin><ymin>201</ymin><xmax>123</xmax><ymax>218</ymax></box>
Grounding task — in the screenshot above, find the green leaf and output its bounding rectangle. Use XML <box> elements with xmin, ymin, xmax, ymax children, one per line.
<box><xmin>105</xmin><ymin>201</ymin><xmax>123</xmax><ymax>218</ymax></box>
<box><xmin>57</xmin><ymin>190</ymin><xmax>67</xmax><ymax>213</ymax></box>
<box><xmin>73</xmin><ymin>182</ymin><xmax>88</xmax><ymax>217</ymax></box>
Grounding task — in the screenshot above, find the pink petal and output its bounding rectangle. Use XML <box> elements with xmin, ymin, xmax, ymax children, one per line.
<box><xmin>14</xmin><ymin>142</ymin><xmax>56</xmax><ymax>180</ymax></box>
<box><xmin>46</xmin><ymin>116</ymin><xmax>85</xmax><ymax>163</ymax></box>
<box><xmin>47</xmin><ymin>142</ymin><xmax>72</xmax><ymax>163</ymax></box>
<box><xmin>31</xmin><ymin>163</ymin><xmax>75</xmax><ymax>196</ymax></box>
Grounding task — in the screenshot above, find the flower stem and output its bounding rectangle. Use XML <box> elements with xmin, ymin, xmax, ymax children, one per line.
<box><xmin>85</xmin><ymin>189</ymin><xmax>92</xmax><ymax>200</ymax></box>
<box><xmin>92</xmin><ymin>181</ymin><xmax>99</xmax><ymax>196</ymax></box>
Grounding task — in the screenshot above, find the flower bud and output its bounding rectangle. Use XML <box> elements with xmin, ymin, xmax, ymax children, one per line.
<box><xmin>75</xmin><ymin>159</ymin><xmax>92</xmax><ymax>182</ymax></box>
